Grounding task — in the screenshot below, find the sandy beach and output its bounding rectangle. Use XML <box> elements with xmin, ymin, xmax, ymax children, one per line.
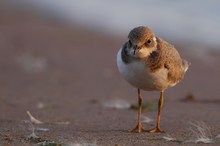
<box><xmin>0</xmin><ymin>7</ymin><xmax>220</xmax><ymax>146</ymax></box>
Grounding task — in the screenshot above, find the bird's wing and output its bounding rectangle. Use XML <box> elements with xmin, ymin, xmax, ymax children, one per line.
<box><xmin>146</xmin><ymin>37</ymin><xmax>187</xmax><ymax>84</ymax></box>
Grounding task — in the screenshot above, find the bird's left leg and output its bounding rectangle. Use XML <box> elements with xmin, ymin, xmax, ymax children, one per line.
<box><xmin>148</xmin><ymin>91</ymin><xmax>164</xmax><ymax>133</ymax></box>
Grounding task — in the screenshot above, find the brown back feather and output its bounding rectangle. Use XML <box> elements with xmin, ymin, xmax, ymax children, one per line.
<box><xmin>146</xmin><ymin>37</ymin><xmax>185</xmax><ymax>83</ymax></box>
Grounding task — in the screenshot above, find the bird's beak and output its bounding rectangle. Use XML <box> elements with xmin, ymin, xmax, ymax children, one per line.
<box><xmin>133</xmin><ymin>48</ymin><xmax>136</xmax><ymax>55</ymax></box>
<box><xmin>133</xmin><ymin>46</ymin><xmax>140</xmax><ymax>55</ymax></box>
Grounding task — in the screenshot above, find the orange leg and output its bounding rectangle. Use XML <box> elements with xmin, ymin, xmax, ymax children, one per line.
<box><xmin>148</xmin><ymin>91</ymin><xmax>164</xmax><ymax>133</ymax></box>
<box><xmin>129</xmin><ymin>88</ymin><xmax>147</xmax><ymax>133</ymax></box>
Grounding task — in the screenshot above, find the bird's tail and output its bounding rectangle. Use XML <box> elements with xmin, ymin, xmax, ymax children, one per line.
<box><xmin>182</xmin><ymin>59</ymin><xmax>190</xmax><ymax>72</ymax></box>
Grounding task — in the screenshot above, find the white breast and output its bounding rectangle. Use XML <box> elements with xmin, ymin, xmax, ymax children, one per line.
<box><xmin>117</xmin><ymin>48</ymin><xmax>173</xmax><ymax>91</ymax></box>
<box><xmin>117</xmin><ymin>48</ymin><xmax>155</xmax><ymax>90</ymax></box>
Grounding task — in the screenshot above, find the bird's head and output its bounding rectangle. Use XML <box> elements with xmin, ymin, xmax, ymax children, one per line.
<box><xmin>127</xmin><ymin>26</ymin><xmax>157</xmax><ymax>59</ymax></box>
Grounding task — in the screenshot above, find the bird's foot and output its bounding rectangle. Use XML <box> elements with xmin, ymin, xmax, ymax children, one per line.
<box><xmin>148</xmin><ymin>127</ymin><xmax>164</xmax><ymax>133</ymax></box>
<box><xmin>129</xmin><ymin>124</ymin><xmax>147</xmax><ymax>133</ymax></box>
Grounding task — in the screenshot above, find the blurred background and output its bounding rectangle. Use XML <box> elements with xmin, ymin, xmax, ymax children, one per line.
<box><xmin>3</xmin><ymin>0</ymin><xmax>220</xmax><ymax>48</ymax></box>
<box><xmin>1</xmin><ymin>0</ymin><xmax>219</xmax><ymax>102</ymax></box>
<box><xmin>0</xmin><ymin>0</ymin><xmax>220</xmax><ymax>145</ymax></box>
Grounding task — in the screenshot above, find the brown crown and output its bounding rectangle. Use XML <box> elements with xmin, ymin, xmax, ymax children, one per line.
<box><xmin>128</xmin><ymin>26</ymin><xmax>155</xmax><ymax>45</ymax></box>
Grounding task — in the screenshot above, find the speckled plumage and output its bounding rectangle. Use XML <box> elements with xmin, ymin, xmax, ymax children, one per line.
<box><xmin>118</xmin><ymin>26</ymin><xmax>189</xmax><ymax>91</ymax></box>
<box><xmin>146</xmin><ymin>37</ymin><xmax>186</xmax><ymax>85</ymax></box>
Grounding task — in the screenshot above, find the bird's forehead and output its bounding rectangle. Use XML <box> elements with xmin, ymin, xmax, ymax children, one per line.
<box><xmin>128</xmin><ymin>26</ymin><xmax>154</xmax><ymax>45</ymax></box>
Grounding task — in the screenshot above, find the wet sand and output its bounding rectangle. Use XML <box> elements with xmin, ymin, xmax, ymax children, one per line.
<box><xmin>0</xmin><ymin>7</ymin><xmax>220</xmax><ymax>146</ymax></box>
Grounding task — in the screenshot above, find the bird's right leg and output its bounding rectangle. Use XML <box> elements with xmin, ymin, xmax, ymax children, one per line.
<box><xmin>129</xmin><ymin>88</ymin><xmax>147</xmax><ymax>133</ymax></box>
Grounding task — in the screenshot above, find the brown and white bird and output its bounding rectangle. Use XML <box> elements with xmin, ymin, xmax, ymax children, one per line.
<box><xmin>117</xmin><ymin>26</ymin><xmax>189</xmax><ymax>133</ymax></box>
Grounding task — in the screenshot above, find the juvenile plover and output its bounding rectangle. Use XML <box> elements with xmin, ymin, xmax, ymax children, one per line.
<box><xmin>117</xmin><ymin>26</ymin><xmax>189</xmax><ymax>133</ymax></box>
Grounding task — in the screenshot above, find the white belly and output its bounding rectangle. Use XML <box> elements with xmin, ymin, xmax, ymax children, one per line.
<box><xmin>117</xmin><ymin>48</ymin><xmax>171</xmax><ymax>91</ymax></box>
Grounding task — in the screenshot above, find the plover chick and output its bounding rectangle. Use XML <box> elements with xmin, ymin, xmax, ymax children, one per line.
<box><xmin>117</xmin><ymin>26</ymin><xmax>189</xmax><ymax>133</ymax></box>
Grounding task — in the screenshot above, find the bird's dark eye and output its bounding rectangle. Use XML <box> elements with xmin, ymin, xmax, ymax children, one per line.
<box><xmin>147</xmin><ymin>39</ymin><xmax>151</xmax><ymax>44</ymax></box>
<box><xmin>145</xmin><ymin>39</ymin><xmax>152</xmax><ymax>46</ymax></box>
